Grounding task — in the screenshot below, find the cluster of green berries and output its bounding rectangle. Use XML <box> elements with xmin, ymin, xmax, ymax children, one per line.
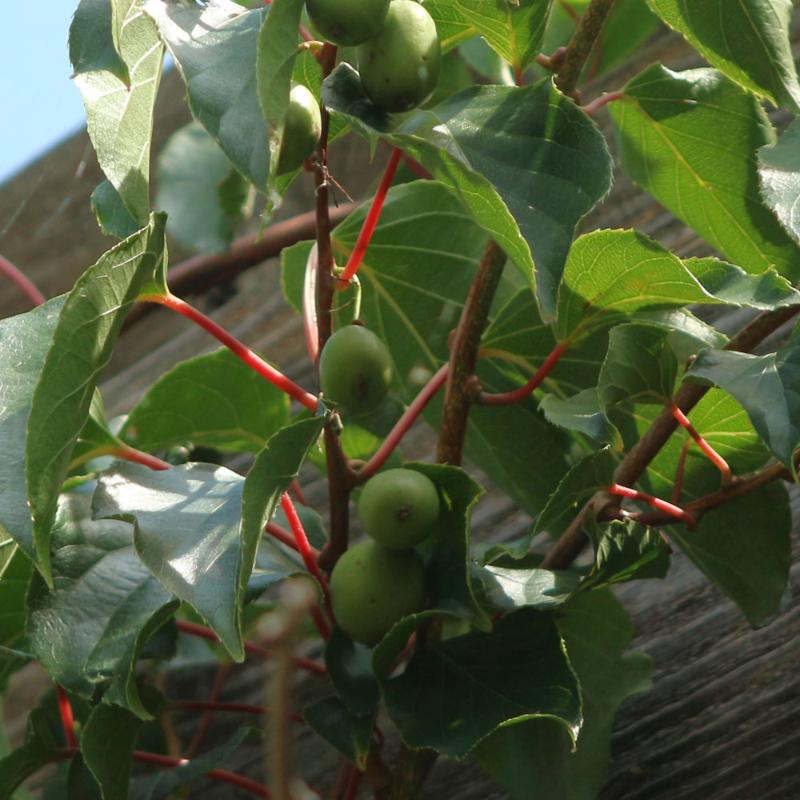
<box><xmin>276</xmin><ymin>0</ymin><xmax>442</xmax><ymax>174</ymax></box>
<box><xmin>331</xmin><ymin>467</ymin><xmax>440</xmax><ymax>644</ymax></box>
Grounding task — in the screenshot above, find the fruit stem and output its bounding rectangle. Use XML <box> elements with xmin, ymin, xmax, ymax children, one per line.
<box><xmin>174</xmin><ymin>619</ymin><xmax>326</xmax><ymax>676</ymax></box>
<box><xmin>478</xmin><ymin>340</ymin><xmax>568</xmax><ymax>405</ymax></box>
<box><xmin>0</xmin><ymin>253</ymin><xmax>46</xmax><ymax>307</ymax></box>
<box><xmin>337</xmin><ymin>148</ymin><xmax>403</xmax><ymax>287</ymax></box>
<box><xmin>141</xmin><ymin>293</ymin><xmax>318</xmax><ymax>412</ymax></box>
<box><xmin>670</xmin><ymin>402</ymin><xmax>732</xmax><ymax>483</ymax></box>
<box><xmin>280</xmin><ymin>493</ymin><xmax>334</xmax><ymax>629</ymax></box>
<box><xmin>56</xmin><ymin>686</ymin><xmax>77</xmax><ymax>749</ymax></box>
<box><xmin>357</xmin><ymin>363</ymin><xmax>450</xmax><ymax>483</ymax></box>
<box><xmin>608</xmin><ymin>483</ymin><xmax>696</xmax><ymax>527</ymax></box>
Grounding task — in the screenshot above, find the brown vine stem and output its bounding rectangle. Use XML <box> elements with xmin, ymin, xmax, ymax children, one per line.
<box><xmin>541</xmin><ymin>304</ymin><xmax>800</xmax><ymax>570</ymax></box>
<box><xmin>306</xmin><ymin>44</ymin><xmax>358</xmax><ymax>574</ymax></box>
<box><xmin>437</xmin><ymin>241</ymin><xmax>507</xmax><ymax>464</ymax></box>
<box><xmin>554</xmin><ymin>0</ymin><xmax>617</xmax><ymax>96</ymax></box>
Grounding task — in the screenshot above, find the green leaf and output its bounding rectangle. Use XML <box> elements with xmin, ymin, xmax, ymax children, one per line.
<box><xmin>0</xmin><ymin>298</ymin><xmax>64</xmax><ymax>561</ymax></box>
<box><xmin>156</xmin><ymin>122</ymin><xmax>245</xmax><ymax>253</ymax></box>
<box><xmin>585</xmin><ymin>0</ymin><xmax>661</xmax><ymax>76</ymax></box>
<box><xmin>533</xmin><ymin>447</ymin><xmax>617</xmax><ymax>539</ymax></box>
<box><xmin>128</xmin><ymin>728</ymin><xmax>255</xmax><ymax>800</ymax></box>
<box><xmin>647</xmin><ymin>0</ymin><xmax>800</xmax><ymax>112</ymax></box>
<box><xmin>475</xmin><ymin>591</ymin><xmax>651</xmax><ymax>800</ymax></box>
<box><xmin>70</xmin><ymin>0</ymin><xmax>164</xmax><ymax>223</ymax></box>
<box><xmin>759</xmin><ymin>118</ymin><xmax>800</xmax><ymax>247</ymax></box>
<box><xmin>91</xmin><ymin>181</ymin><xmax>141</xmax><ymax>240</ymax></box>
<box><xmin>610</xmin><ymin>65</ymin><xmax>800</xmax><ymax>281</ymax></box>
<box><xmin>94</xmin><ymin>462</ymin><xmax>248</xmax><ymax>660</ymax></box>
<box><xmin>539</xmin><ymin>389</ymin><xmax>616</xmax><ymax>443</ymax></box>
<box><xmin>303</xmin><ymin>697</ymin><xmax>373</xmax><ymax>770</ymax></box>
<box><xmin>383</xmin><ymin>608</ymin><xmax>581</xmax><ymax>758</ymax></box>
<box><xmin>81</xmin><ymin>704</ymin><xmax>142</xmax><ymax>800</ymax></box>
<box><xmin>475</xmin><ymin>566</ymin><xmax>581</xmax><ymax>611</ymax></box>
<box><xmin>323</xmin><ymin>66</ymin><xmax>613</xmax><ymax>318</ymax></box>
<box><xmin>70</xmin><ymin>391</ymin><xmax>123</xmax><ymax>470</ymax></box>
<box><xmin>0</xmin><ymin>708</ymin><xmax>59</xmax><ymax>800</ymax></box>
<box><xmin>145</xmin><ymin>0</ymin><xmax>269</xmax><ymax>190</ymax></box>
<box><xmin>239</xmin><ymin>415</ymin><xmax>326</xmax><ymax>623</ymax></box>
<box><xmin>598</xmin><ymin>323</ymin><xmax>679</xmax><ymax>408</ymax></box>
<box><xmin>27</xmin><ymin>495</ymin><xmax>176</xmax><ymax>718</ymax></box>
<box><xmin>611</xmin><ymin>389</ymin><xmax>770</xmax><ymax>502</ymax></box>
<box><xmin>0</xmin><ymin>547</ymin><xmax>33</xmax><ymax>691</ymax></box>
<box><xmin>670</xmin><ymin>484</ymin><xmax>791</xmax><ymax>626</ymax></box>
<box><xmin>26</xmin><ymin>215</ymin><xmax>167</xmax><ymax>583</ymax></box>
<box><xmin>555</xmin><ymin>229</ymin><xmax>800</xmax><ymax>341</ymax></box>
<box><xmin>583</xmin><ymin>521</ymin><xmax>671</xmax><ymax>589</ymax></box>
<box><xmin>425</xmin><ymin>0</ymin><xmax>554</xmax><ymax>72</ymax></box>
<box><xmin>686</xmin><ymin>341</ymin><xmax>800</xmax><ymax>470</ymax></box>
<box><xmin>121</xmin><ymin>348</ymin><xmax>290</xmax><ymax>454</ymax></box>
<box><xmin>256</xmin><ymin>0</ymin><xmax>304</xmax><ymax>129</ymax></box>
<box><xmin>324</xmin><ymin>628</ymin><xmax>379</xmax><ymax>717</ymax></box>
<box><xmin>69</xmin><ymin>0</ymin><xmax>130</xmax><ymax>84</ymax></box>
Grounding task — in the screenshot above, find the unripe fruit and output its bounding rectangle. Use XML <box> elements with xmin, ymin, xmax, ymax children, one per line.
<box><xmin>319</xmin><ymin>325</ymin><xmax>392</xmax><ymax>415</ymax></box>
<box><xmin>357</xmin><ymin>0</ymin><xmax>441</xmax><ymax>113</ymax></box>
<box><xmin>306</xmin><ymin>0</ymin><xmax>391</xmax><ymax>47</ymax></box>
<box><xmin>358</xmin><ymin>468</ymin><xmax>440</xmax><ymax>549</ymax></box>
<box><xmin>275</xmin><ymin>85</ymin><xmax>322</xmax><ymax>176</ymax></box>
<box><xmin>330</xmin><ymin>540</ymin><xmax>426</xmax><ymax>644</ymax></box>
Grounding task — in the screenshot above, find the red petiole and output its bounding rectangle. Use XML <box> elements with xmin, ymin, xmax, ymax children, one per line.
<box><xmin>142</xmin><ymin>293</ymin><xmax>318</xmax><ymax>412</ymax></box>
<box><xmin>175</xmin><ymin>619</ymin><xmax>326</xmax><ymax>676</ymax></box>
<box><xmin>110</xmin><ymin>445</ymin><xmax>171</xmax><ymax>471</ymax></box>
<box><xmin>479</xmin><ymin>340</ymin><xmax>568</xmax><ymax>406</ymax></box>
<box><xmin>56</xmin><ymin>686</ymin><xmax>77</xmax><ymax>749</ymax></box>
<box><xmin>670</xmin><ymin>402</ymin><xmax>732</xmax><ymax>483</ymax></box>
<box><xmin>608</xmin><ymin>483</ymin><xmax>696</xmax><ymax>527</ymax></box>
<box><xmin>358</xmin><ymin>363</ymin><xmax>450</xmax><ymax>482</ymax></box>
<box><xmin>337</xmin><ymin>148</ymin><xmax>403</xmax><ymax>286</ymax></box>
<box><xmin>280</xmin><ymin>493</ymin><xmax>334</xmax><ymax>627</ymax></box>
<box><xmin>0</xmin><ymin>253</ymin><xmax>46</xmax><ymax>307</ymax></box>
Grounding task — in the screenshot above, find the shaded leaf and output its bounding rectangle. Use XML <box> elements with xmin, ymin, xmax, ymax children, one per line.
<box><xmin>27</xmin><ymin>495</ymin><xmax>176</xmax><ymax>718</ymax></box>
<box><xmin>81</xmin><ymin>704</ymin><xmax>142</xmax><ymax>800</ymax></box>
<box><xmin>534</xmin><ymin>447</ymin><xmax>617</xmax><ymax>539</ymax></box>
<box><xmin>475</xmin><ymin>591</ymin><xmax>651</xmax><ymax>800</ymax></box>
<box><xmin>325</xmin><ymin>628</ymin><xmax>379</xmax><ymax>717</ymax></box>
<box><xmin>145</xmin><ymin>0</ymin><xmax>269</xmax><ymax>190</ymax></box>
<box><xmin>0</xmin><ymin>298</ymin><xmax>64</xmax><ymax>561</ymax></box>
<box><xmin>91</xmin><ymin>181</ymin><xmax>140</xmax><ymax>240</ymax></box>
<box><xmin>598</xmin><ymin>323</ymin><xmax>679</xmax><ymax>408</ymax></box>
<box><xmin>383</xmin><ymin>608</ymin><xmax>581</xmax><ymax>758</ymax></box>
<box><xmin>26</xmin><ymin>215</ymin><xmax>166</xmax><ymax>583</ymax></box>
<box><xmin>323</xmin><ymin>66</ymin><xmax>612</xmax><ymax>318</ymax></box>
<box><xmin>121</xmin><ymin>347</ymin><xmax>290</xmax><ymax>454</ymax></box>
<box><xmin>0</xmin><ymin>547</ymin><xmax>33</xmax><ymax>691</ymax></box>
<box><xmin>670</xmin><ymin>484</ymin><xmax>791</xmax><ymax>626</ymax></box>
<box><xmin>0</xmin><ymin>709</ymin><xmax>59</xmax><ymax>800</ymax></box>
<box><xmin>583</xmin><ymin>521</ymin><xmax>671</xmax><ymax>589</ymax></box>
<box><xmin>304</xmin><ymin>697</ymin><xmax>373</xmax><ymax>770</ymax></box>
<box><xmin>759</xmin><ymin>118</ymin><xmax>800</xmax><ymax>247</ymax></box>
<box><xmin>156</xmin><ymin>122</ymin><xmax>245</xmax><ymax>253</ymax></box>
<box><xmin>687</xmin><ymin>341</ymin><xmax>800</xmax><ymax>470</ymax></box>
<box><xmin>539</xmin><ymin>389</ymin><xmax>616</xmax><ymax>443</ymax></box>
<box><xmin>610</xmin><ymin>65</ymin><xmax>800</xmax><ymax>280</ymax></box>
<box><xmin>70</xmin><ymin>0</ymin><xmax>163</xmax><ymax>223</ymax></box>
<box><xmin>647</xmin><ymin>0</ymin><xmax>800</xmax><ymax>112</ymax></box>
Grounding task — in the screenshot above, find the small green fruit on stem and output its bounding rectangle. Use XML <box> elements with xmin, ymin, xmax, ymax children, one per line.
<box><xmin>306</xmin><ymin>0</ymin><xmax>390</xmax><ymax>46</ymax></box>
<box><xmin>319</xmin><ymin>324</ymin><xmax>392</xmax><ymax>415</ymax></box>
<box><xmin>358</xmin><ymin>468</ymin><xmax>440</xmax><ymax>549</ymax></box>
<box><xmin>276</xmin><ymin>85</ymin><xmax>322</xmax><ymax>176</ymax></box>
<box><xmin>357</xmin><ymin>0</ymin><xmax>441</xmax><ymax>112</ymax></box>
<box><xmin>330</xmin><ymin>540</ymin><xmax>425</xmax><ymax>644</ymax></box>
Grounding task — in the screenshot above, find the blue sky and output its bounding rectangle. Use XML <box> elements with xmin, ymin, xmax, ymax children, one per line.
<box><xmin>0</xmin><ymin>4</ymin><xmax>86</xmax><ymax>182</ymax></box>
